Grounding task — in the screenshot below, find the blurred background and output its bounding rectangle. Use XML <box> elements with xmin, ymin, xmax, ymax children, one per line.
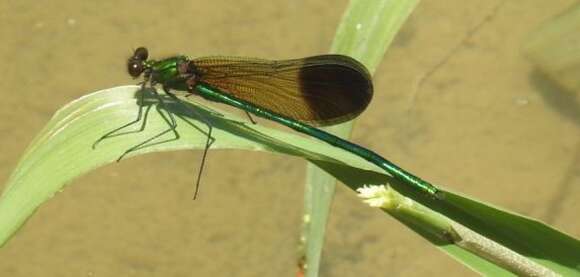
<box><xmin>0</xmin><ymin>0</ymin><xmax>579</xmax><ymax>276</ymax></box>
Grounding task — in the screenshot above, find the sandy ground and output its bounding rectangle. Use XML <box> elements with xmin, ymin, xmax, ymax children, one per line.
<box><xmin>0</xmin><ymin>1</ymin><xmax>578</xmax><ymax>276</ymax></box>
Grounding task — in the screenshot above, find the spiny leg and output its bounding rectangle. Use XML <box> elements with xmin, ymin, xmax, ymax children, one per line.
<box><xmin>92</xmin><ymin>85</ymin><xmax>150</xmax><ymax>149</ymax></box>
<box><xmin>115</xmin><ymin>89</ymin><xmax>180</xmax><ymax>161</ymax></box>
<box><xmin>193</xmin><ymin>123</ymin><xmax>213</xmax><ymax>199</ymax></box>
<box><xmin>165</xmin><ymin>89</ymin><xmax>215</xmax><ymax>199</ymax></box>
<box><xmin>245</xmin><ymin>111</ymin><xmax>257</xmax><ymax>124</ymax></box>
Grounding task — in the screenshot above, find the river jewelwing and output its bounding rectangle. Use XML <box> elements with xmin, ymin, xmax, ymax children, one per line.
<box><xmin>97</xmin><ymin>47</ymin><xmax>440</xmax><ymax>197</ymax></box>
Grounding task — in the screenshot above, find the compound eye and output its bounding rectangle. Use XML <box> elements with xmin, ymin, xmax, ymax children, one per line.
<box><xmin>134</xmin><ymin>47</ymin><xmax>148</xmax><ymax>61</ymax></box>
<box><xmin>127</xmin><ymin>60</ymin><xmax>144</xmax><ymax>78</ymax></box>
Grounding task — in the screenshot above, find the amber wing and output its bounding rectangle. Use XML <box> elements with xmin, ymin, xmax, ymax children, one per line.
<box><xmin>191</xmin><ymin>55</ymin><xmax>373</xmax><ymax>126</ymax></box>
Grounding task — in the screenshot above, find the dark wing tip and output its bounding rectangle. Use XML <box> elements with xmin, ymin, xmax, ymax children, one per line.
<box><xmin>298</xmin><ymin>55</ymin><xmax>373</xmax><ymax>126</ymax></box>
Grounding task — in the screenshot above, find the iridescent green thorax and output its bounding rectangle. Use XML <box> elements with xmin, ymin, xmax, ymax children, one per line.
<box><xmin>148</xmin><ymin>56</ymin><xmax>188</xmax><ymax>85</ymax></box>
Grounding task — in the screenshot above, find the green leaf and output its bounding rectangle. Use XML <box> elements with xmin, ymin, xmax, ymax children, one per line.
<box><xmin>300</xmin><ymin>1</ymin><xmax>421</xmax><ymax>276</ymax></box>
<box><xmin>1</xmin><ymin>86</ymin><xmax>579</xmax><ymax>276</ymax></box>
<box><xmin>0</xmin><ymin>85</ymin><xmax>389</xmax><ymax>247</ymax></box>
